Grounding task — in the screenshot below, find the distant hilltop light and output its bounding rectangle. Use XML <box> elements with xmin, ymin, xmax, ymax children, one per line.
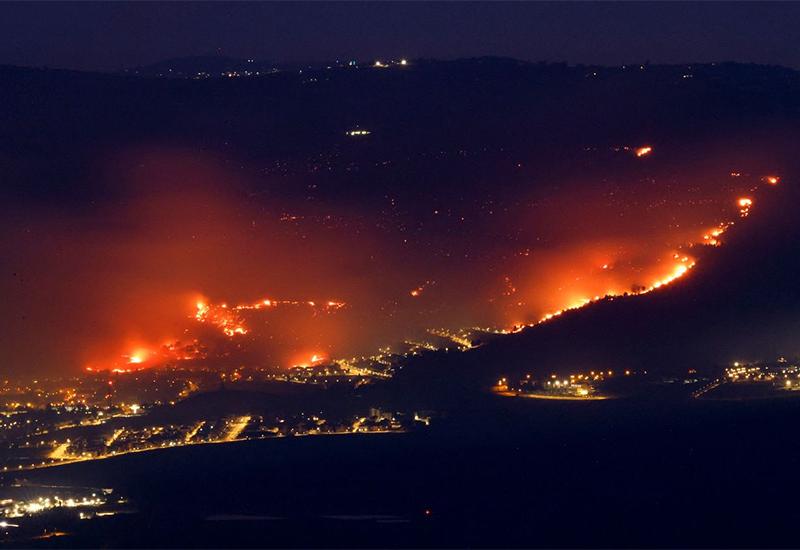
<box><xmin>373</xmin><ymin>59</ymin><xmax>408</xmax><ymax>68</ymax></box>
<box><xmin>346</xmin><ymin>129</ymin><xmax>371</xmax><ymax>137</ymax></box>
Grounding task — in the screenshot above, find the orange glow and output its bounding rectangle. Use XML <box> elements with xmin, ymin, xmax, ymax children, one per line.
<box><xmin>507</xmin><ymin>253</ymin><xmax>699</xmax><ymax>333</ymax></box>
<box><xmin>193</xmin><ymin>294</ymin><xmax>347</xmax><ymax>338</ymax></box>
<box><xmin>737</xmin><ymin>197</ymin><xmax>753</xmax><ymax>217</ymax></box>
<box><xmin>410</xmin><ymin>281</ymin><xmax>433</xmax><ymax>298</ymax></box>
<box><xmin>126</xmin><ymin>347</ymin><xmax>152</xmax><ymax>364</ymax></box>
<box><xmin>764</xmin><ymin>175</ymin><xmax>780</xmax><ymax>185</ymax></box>
<box><xmin>702</xmin><ymin>222</ymin><xmax>731</xmax><ymax>247</ymax></box>
<box><xmin>291</xmin><ymin>352</ymin><xmax>329</xmax><ymax>368</ymax></box>
<box><xmin>194</xmin><ymin>298</ymin><xmax>247</xmax><ymax>337</ymax></box>
<box><xmin>84</xmin><ymin>336</ymin><xmax>208</xmax><ymax>373</ymax></box>
<box><xmin>503</xmin><ymin>184</ymin><xmax>764</xmax><ymax>334</ymax></box>
<box><xmin>15</xmin><ymin>146</ymin><xmax>776</xmax><ymax>377</ymax></box>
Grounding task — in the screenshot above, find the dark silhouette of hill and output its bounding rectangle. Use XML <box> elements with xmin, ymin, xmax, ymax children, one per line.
<box><xmin>0</xmin><ymin>58</ymin><xmax>797</xmax><ymax>230</ymax></box>
<box><xmin>2</xmin><ymin>58</ymin><xmax>799</xmax><ymax>172</ymax></box>
<box><xmin>145</xmin><ymin>384</ymin><xmax>365</xmax><ymax>423</ymax></box>
<box><xmin>124</xmin><ymin>55</ymin><xmax>280</xmax><ymax>78</ymax></box>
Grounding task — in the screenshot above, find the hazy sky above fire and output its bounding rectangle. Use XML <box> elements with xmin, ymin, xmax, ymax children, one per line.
<box><xmin>0</xmin><ymin>142</ymin><xmax>776</xmax><ymax>376</ymax></box>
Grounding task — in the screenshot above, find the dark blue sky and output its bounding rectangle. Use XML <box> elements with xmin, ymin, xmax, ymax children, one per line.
<box><xmin>1</xmin><ymin>2</ymin><xmax>799</xmax><ymax>71</ymax></box>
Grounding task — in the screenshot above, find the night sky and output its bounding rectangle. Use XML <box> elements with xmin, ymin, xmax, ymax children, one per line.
<box><xmin>1</xmin><ymin>1</ymin><xmax>799</xmax><ymax>71</ymax></box>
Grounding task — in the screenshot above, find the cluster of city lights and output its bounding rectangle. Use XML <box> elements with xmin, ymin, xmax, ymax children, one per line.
<box><xmin>493</xmin><ymin>369</ymin><xmax>634</xmax><ymax>400</ymax></box>
<box><xmin>2</xmin><ymin>493</ymin><xmax>109</xmax><ymax>519</ymax></box>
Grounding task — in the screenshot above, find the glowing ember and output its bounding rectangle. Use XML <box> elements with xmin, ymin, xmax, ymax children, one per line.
<box><xmin>702</xmin><ymin>223</ymin><xmax>731</xmax><ymax>247</ymax></box>
<box><xmin>635</xmin><ymin>146</ymin><xmax>653</xmax><ymax>157</ymax></box>
<box><xmin>194</xmin><ymin>300</ymin><xmax>247</xmax><ymax>337</ymax></box>
<box><xmin>738</xmin><ymin>197</ymin><xmax>753</xmax><ymax>217</ymax></box>
<box><xmin>409</xmin><ymin>281</ymin><xmax>434</xmax><ymax>297</ymax></box>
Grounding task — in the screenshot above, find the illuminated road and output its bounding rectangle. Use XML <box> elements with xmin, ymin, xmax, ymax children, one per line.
<box><xmin>495</xmin><ymin>390</ymin><xmax>610</xmax><ymax>401</ymax></box>
<box><xmin>5</xmin><ymin>429</ymin><xmax>405</xmax><ymax>474</ymax></box>
<box><xmin>105</xmin><ymin>428</ymin><xmax>125</xmax><ymax>447</ymax></box>
<box><xmin>184</xmin><ymin>421</ymin><xmax>205</xmax><ymax>442</ymax></box>
<box><xmin>47</xmin><ymin>443</ymin><xmax>71</xmax><ymax>460</ymax></box>
<box><xmin>692</xmin><ymin>378</ymin><xmax>724</xmax><ymax>398</ymax></box>
<box><xmin>222</xmin><ymin>416</ymin><xmax>251</xmax><ymax>442</ymax></box>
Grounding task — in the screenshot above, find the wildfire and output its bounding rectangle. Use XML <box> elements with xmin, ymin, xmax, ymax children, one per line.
<box><xmin>507</xmin><ymin>178</ymin><xmax>782</xmax><ymax>335</ymax></box>
<box><xmin>635</xmin><ymin>146</ymin><xmax>653</xmax><ymax>157</ymax></box>
<box><xmin>738</xmin><ymin>197</ymin><xmax>753</xmax><ymax>217</ymax></box>
<box><xmin>702</xmin><ymin>223</ymin><xmax>731</xmax><ymax>247</ymax></box>
<box><xmin>79</xmin><ymin>164</ymin><xmax>783</xmax><ymax>378</ymax></box>
<box><xmin>193</xmin><ymin>295</ymin><xmax>347</xmax><ymax>337</ymax></box>
<box><xmin>410</xmin><ymin>281</ymin><xmax>434</xmax><ymax>297</ymax></box>
<box><xmin>194</xmin><ymin>300</ymin><xmax>247</xmax><ymax>337</ymax></box>
<box><xmin>510</xmin><ymin>255</ymin><xmax>698</xmax><ymax>332</ymax></box>
<box><xmin>292</xmin><ymin>352</ymin><xmax>328</xmax><ymax>368</ymax></box>
<box><xmin>84</xmin><ymin>336</ymin><xmax>207</xmax><ymax>373</ymax></box>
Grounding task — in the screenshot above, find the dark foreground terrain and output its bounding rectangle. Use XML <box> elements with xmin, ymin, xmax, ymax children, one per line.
<box><xmin>4</xmin><ymin>393</ymin><xmax>800</xmax><ymax>548</ymax></box>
